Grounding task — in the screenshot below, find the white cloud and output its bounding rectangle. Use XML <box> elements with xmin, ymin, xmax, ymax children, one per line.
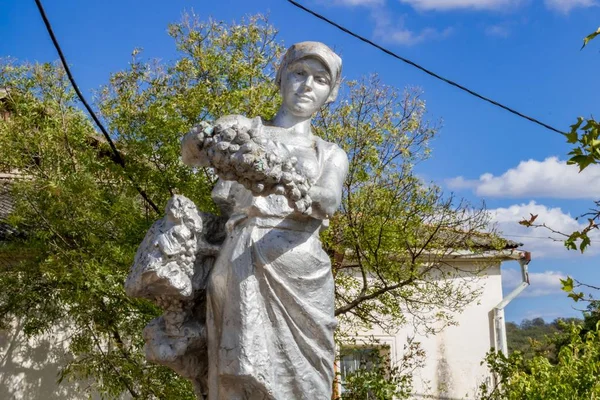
<box><xmin>485</xmin><ymin>24</ymin><xmax>511</xmax><ymax>37</ymax></box>
<box><xmin>503</xmin><ymin>267</ymin><xmax>566</xmax><ymax>297</ymax></box>
<box><xmin>372</xmin><ymin>10</ymin><xmax>454</xmax><ymax>45</ymax></box>
<box><xmin>544</xmin><ymin>0</ymin><xmax>597</xmax><ymax>13</ymax></box>
<box><xmin>331</xmin><ymin>0</ymin><xmax>384</xmax><ymax>6</ymax></box>
<box><xmin>447</xmin><ymin>157</ymin><xmax>600</xmax><ymax>199</ymax></box>
<box><xmin>330</xmin><ymin>0</ymin><xmax>595</xmax><ymax>15</ymax></box>
<box><xmin>398</xmin><ymin>0</ymin><xmax>523</xmax><ymax>11</ymax></box>
<box><xmin>377</xmin><ymin>25</ymin><xmax>454</xmax><ymax>45</ymax></box>
<box><xmin>489</xmin><ymin>201</ymin><xmax>600</xmax><ymax>257</ymax></box>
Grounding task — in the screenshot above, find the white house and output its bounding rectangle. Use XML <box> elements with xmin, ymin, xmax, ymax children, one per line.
<box><xmin>337</xmin><ymin>246</ymin><xmax>530</xmax><ymax>400</ymax></box>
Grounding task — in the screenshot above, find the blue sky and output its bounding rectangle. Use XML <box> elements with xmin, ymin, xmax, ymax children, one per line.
<box><xmin>2</xmin><ymin>0</ymin><xmax>599</xmax><ymax>323</ymax></box>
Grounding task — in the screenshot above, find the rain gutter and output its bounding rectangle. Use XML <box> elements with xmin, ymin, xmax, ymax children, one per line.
<box><xmin>493</xmin><ymin>251</ymin><xmax>531</xmax><ymax>356</ymax></box>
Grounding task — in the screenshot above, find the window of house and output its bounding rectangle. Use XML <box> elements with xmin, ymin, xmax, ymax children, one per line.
<box><xmin>338</xmin><ymin>345</ymin><xmax>391</xmax><ymax>397</ymax></box>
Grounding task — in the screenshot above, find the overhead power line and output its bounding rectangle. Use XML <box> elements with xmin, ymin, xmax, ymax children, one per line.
<box><xmin>33</xmin><ymin>0</ymin><xmax>160</xmax><ymax>214</ymax></box>
<box><xmin>287</xmin><ymin>0</ymin><xmax>567</xmax><ymax>136</ymax></box>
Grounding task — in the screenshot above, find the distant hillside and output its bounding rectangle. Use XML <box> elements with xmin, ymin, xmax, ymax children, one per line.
<box><xmin>506</xmin><ymin>317</ymin><xmax>582</xmax><ymax>360</ymax></box>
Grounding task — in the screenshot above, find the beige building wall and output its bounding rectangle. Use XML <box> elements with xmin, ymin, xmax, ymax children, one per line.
<box><xmin>344</xmin><ymin>260</ymin><xmax>508</xmax><ymax>400</ymax></box>
<box><xmin>0</xmin><ymin>319</ymin><xmax>92</xmax><ymax>400</ymax></box>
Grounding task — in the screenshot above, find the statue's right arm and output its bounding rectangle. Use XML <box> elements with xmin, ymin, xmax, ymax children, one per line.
<box><xmin>308</xmin><ymin>145</ymin><xmax>348</xmax><ymax>219</ymax></box>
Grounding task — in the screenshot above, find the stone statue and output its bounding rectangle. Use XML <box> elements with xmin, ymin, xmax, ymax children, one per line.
<box><xmin>126</xmin><ymin>41</ymin><xmax>348</xmax><ymax>400</ymax></box>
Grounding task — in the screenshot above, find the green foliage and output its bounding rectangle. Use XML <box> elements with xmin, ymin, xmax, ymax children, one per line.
<box><xmin>340</xmin><ymin>353</ymin><xmax>411</xmax><ymax>400</ymax></box>
<box><xmin>506</xmin><ymin>317</ymin><xmax>582</xmax><ymax>362</ymax></box>
<box><xmin>583</xmin><ymin>300</ymin><xmax>600</xmax><ymax>332</ymax></box>
<box><xmin>479</xmin><ymin>322</ymin><xmax>600</xmax><ymax>400</ymax></box>
<box><xmin>559</xmin><ymin>275</ymin><xmax>599</xmax><ymax>306</ymax></box>
<box><xmin>97</xmin><ymin>14</ymin><xmax>283</xmax><ymax>211</ymax></box>
<box><xmin>0</xmin><ymin>61</ymin><xmax>193</xmax><ymax>398</ymax></box>
<box><xmin>565</xmin><ymin>117</ymin><xmax>600</xmax><ymax>173</ymax></box>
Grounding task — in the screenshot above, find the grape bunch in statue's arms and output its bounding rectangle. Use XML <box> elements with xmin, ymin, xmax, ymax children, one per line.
<box><xmin>182</xmin><ymin>116</ymin><xmax>315</xmax><ymax>213</ymax></box>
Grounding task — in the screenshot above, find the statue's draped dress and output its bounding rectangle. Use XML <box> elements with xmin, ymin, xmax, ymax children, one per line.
<box><xmin>206</xmin><ymin>118</ymin><xmax>338</xmax><ymax>400</ymax></box>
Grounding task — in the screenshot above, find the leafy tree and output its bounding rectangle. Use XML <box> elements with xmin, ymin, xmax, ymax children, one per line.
<box><xmin>1</xmin><ymin>13</ymin><xmax>494</xmax><ymax>399</ymax></box>
<box><xmin>583</xmin><ymin>299</ymin><xmax>600</xmax><ymax>331</ymax></box>
<box><xmin>478</xmin><ymin>321</ymin><xmax>600</xmax><ymax>400</ymax></box>
<box><xmin>506</xmin><ymin>317</ymin><xmax>582</xmax><ymax>362</ymax></box>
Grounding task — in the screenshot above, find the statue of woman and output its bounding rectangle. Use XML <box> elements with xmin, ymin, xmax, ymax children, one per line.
<box><xmin>180</xmin><ymin>41</ymin><xmax>348</xmax><ymax>399</ymax></box>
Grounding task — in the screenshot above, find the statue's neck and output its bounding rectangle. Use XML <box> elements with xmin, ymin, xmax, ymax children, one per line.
<box><xmin>272</xmin><ymin>108</ymin><xmax>312</xmax><ymax>137</ymax></box>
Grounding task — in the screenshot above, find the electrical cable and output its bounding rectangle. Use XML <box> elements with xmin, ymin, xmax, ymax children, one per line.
<box><xmin>287</xmin><ymin>0</ymin><xmax>567</xmax><ymax>136</ymax></box>
<box><xmin>33</xmin><ymin>0</ymin><xmax>160</xmax><ymax>214</ymax></box>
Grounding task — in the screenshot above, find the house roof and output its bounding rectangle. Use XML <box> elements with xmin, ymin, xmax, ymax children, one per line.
<box><xmin>418</xmin><ymin>228</ymin><xmax>527</xmax><ymax>263</ymax></box>
<box><xmin>434</xmin><ymin>229</ymin><xmax>522</xmax><ymax>251</ymax></box>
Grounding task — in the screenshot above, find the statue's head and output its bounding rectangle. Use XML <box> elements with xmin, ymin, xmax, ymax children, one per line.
<box><xmin>276</xmin><ymin>41</ymin><xmax>342</xmax><ymax>118</ymax></box>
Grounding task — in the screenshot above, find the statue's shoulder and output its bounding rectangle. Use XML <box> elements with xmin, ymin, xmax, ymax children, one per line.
<box><xmin>214</xmin><ymin>114</ymin><xmax>257</xmax><ymax>130</ymax></box>
<box><xmin>315</xmin><ymin>136</ymin><xmax>348</xmax><ymax>163</ymax></box>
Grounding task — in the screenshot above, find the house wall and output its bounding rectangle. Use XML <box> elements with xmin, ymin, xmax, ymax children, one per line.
<box><xmin>0</xmin><ymin>319</ymin><xmax>94</xmax><ymax>400</ymax></box>
<box><xmin>345</xmin><ymin>260</ymin><xmax>506</xmax><ymax>400</ymax></box>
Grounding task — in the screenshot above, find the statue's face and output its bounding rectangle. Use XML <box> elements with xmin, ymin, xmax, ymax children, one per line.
<box><xmin>280</xmin><ymin>57</ymin><xmax>332</xmax><ymax>118</ymax></box>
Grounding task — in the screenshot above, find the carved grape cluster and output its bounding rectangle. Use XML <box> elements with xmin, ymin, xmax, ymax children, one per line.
<box><xmin>188</xmin><ymin>121</ymin><xmax>314</xmax><ymax>213</ymax></box>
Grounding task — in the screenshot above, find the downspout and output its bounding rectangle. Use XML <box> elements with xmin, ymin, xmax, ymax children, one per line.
<box><xmin>493</xmin><ymin>251</ymin><xmax>531</xmax><ymax>356</ymax></box>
